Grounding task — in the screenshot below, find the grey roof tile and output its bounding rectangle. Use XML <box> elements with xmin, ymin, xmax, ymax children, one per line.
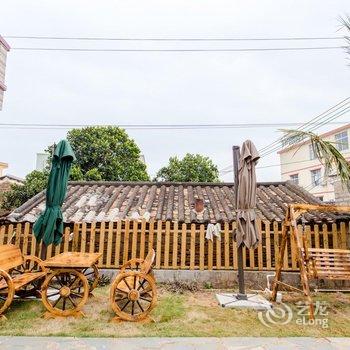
<box><xmin>4</xmin><ymin>180</ymin><xmax>348</xmax><ymax>224</ymax></box>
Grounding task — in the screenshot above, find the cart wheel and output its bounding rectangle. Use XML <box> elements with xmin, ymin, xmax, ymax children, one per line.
<box><xmin>11</xmin><ymin>256</ymin><xmax>47</xmax><ymax>298</ymax></box>
<box><xmin>82</xmin><ymin>264</ymin><xmax>99</xmax><ymax>293</ymax></box>
<box><xmin>41</xmin><ymin>269</ymin><xmax>89</xmax><ymax>317</ymax></box>
<box><xmin>0</xmin><ymin>270</ymin><xmax>15</xmax><ymax>316</ymax></box>
<box><xmin>110</xmin><ymin>271</ymin><xmax>157</xmax><ymax>322</ymax></box>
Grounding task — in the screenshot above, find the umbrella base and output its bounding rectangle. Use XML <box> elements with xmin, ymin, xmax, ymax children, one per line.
<box><xmin>235</xmin><ymin>292</ymin><xmax>248</xmax><ymax>300</ymax></box>
<box><xmin>216</xmin><ymin>293</ymin><xmax>272</xmax><ymax>310</ymax></box>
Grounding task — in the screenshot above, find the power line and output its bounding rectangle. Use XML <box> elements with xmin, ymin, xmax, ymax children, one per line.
<box><xmin>259</xmin><ymin>103</ymin><xmax>350</xmax><ymax>158</ymax></box>
<box><xmin>218</xmin><ymin>98</ymin><xmax>350</xmax><ymax>173</ymax></box>
<box><xmin>4</xmin><ymin>35</ymin><xmax>345</xmax><ymax>41</ymax></box>
<box><xmin>258</xmin><ymin>97</ymin><xmax>350</xmax><ymax>154</ymax></box>
<box><xmin>260</xmin><ymin>105</ymin><xmax>350</xmax><ymax>157</ymax></box>
<box><xmin>220</xmin><ymin>158</ymin><xmax>318</xmax><ymax>174</ymax></box>
<box><xmin>11</xmin><ymin>46</ymin><xmax>347</xmax><ymax>52</ymax></box>
<box><xmin>258</xmin><ymin>97</ymin><xmax>350</xmax><ymax>156</ymax></box>
<box><xmin>1</xmin><ymin>121</ymin><xmax>350</xmax><ymax>131</ymax></box>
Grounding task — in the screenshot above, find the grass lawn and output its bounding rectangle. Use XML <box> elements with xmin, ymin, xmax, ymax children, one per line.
<box><xmin>1</xmin><ymin>286</ymin><xmax>350</xmax><ymax>337</ymax></box>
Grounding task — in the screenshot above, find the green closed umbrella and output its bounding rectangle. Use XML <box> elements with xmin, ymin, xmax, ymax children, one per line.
<box><xmin>33</xmin><ymin>140</ymin><xmax>75</xmax><ymax>246</ymax></box>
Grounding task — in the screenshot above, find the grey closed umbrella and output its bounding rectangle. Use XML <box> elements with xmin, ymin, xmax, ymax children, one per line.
<box><xmin>235</xmin><ymin>140</ymin><xmax>260</xmax><ymax>249</ymax></box>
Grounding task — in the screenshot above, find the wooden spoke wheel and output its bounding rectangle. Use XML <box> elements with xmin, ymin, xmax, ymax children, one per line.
<box><xmin>81</xmin><ymin>264</ymin><xmax>99</xmax><ymax>293</ymax></box>
<box><xmin>41</xmin><ymin>269</ymin><xmax>89</xmax><ymax>317</ymax></box>
<box><xmin>0</xmin><ymin>270</ymin><xmax>14</xmax><ymax>315</ymax></box>
<box><xmin>11</xmin><ymin>256</ymin><xmax>47</xmax><ymax>298</ymax></box>
<box><xmin>110</xmin><ymin>271</ymin><xmax>157</xmax><ymax>322</ymax></box>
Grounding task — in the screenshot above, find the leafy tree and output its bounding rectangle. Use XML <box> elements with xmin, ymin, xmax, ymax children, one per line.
<box><xmin>154</xmin><ymin>153</ymin><xmax>220</xmax><ymax>182</ymax></box>
<box><xmin>67</xmin><ymin>126</ymin><xmax>149</xmax><ymax>181</ymax></box>
<box><xmin>2</xmin><ymin>170</ymin><xmax>48</xmax><ymax>210</ymax></box>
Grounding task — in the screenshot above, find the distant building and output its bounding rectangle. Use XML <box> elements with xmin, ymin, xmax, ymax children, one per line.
<box><xmin>279</xmin><ymin>124</ymin><xmax>350</xmax><ymax>202</ymax></box>
<box><xmin>0</xmin><ymin>171</ymin><xmax>24</xmax><ymax>217</ymax></box>
<box><xmin>36</xmin><ymin>153</ymin><xmax>49</xmax><ymax>171</ymax></box>
<box><xmin>333</xmin><ymin>179</ymin><xmax>350</xmax><ymax>205</ymax></box>
<box><xmin>0</xmin><ymin>35</ymin><xmax>10</xmax><ymax>110</ymax></box>
<box><xmin>0</xmin><ymin>162</ymin><xmax>8</xmax><ymax>176</ymax></box>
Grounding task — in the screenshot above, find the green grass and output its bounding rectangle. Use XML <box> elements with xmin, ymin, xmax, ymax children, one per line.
<box><xmin>1</xmin><ymin>287</ymin><xmax>350</xmax><ymax>337</ymax></box>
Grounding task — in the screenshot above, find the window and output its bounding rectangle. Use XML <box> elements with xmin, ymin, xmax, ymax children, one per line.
<box><xmin>309</xmin><ymin>144</ymin><xmax>316</xmax><ymax>160</ymax></box>
<box><xmin>335</xmin><ymin>131</ymin><xmax>349</xmax><ymax>151</ymax></box>
<box><xmin>290</xmin><ymin>174</ymin><xmax>299</xmax><ymax>185</ymax></box>
<box><xmin>311</xmin><ymin>168</ymin><xmax>321</xmax><ymax>187</ymax></box>
<box><xmin>317</xmin><ymin>196</ymin><xmax>324</xmax><ymax>202</ymax></box>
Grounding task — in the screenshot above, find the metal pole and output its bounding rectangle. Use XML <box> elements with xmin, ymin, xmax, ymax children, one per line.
<box><xmin>233</xmin><ymin>145</ymin><xmax>247</xmax><ymax>299</ymax></box>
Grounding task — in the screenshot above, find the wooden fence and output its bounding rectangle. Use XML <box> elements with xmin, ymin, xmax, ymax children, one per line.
<box><xmin>0</xmin><ymin>220</ymin><xmax>349</xmax><ymax>271</ymax></box>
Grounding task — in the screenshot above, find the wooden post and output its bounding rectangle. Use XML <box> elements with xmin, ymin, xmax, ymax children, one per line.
<box><xmin>271</xmin><ymin>210</ymin><xmax>289</xmax><ymax>301</ymax></box>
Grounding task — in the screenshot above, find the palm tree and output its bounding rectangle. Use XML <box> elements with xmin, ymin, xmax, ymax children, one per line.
<box><xmin>281</xmin><ymin>129</ymin><xmax>350</xmax><ymax>189</ymax></box>
<box><xmin>340</xmin><ymin>14</ymin><xmax>350</xmax><ymax>59</ymax></box>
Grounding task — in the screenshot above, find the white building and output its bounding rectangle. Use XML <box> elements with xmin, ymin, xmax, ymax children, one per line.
<box><xmin>0</xmin><ymin>35</ymin><xmax>10</xmax><ymax>110</ymax></box>
<box><xmin>279</xmin><ymin>124</ymin><xmax>350</xmax><ymax>202</ymax></box>
<box><xmin>36</xmin><ymin>153</ymin><xmax>49</xmax><ymax>171</ymax></box>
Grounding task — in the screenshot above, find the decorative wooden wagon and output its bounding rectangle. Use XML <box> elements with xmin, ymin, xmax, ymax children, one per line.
<box><xmin>110</xmin><ymin>249</ymin><xmax>157</xmax><ymax>322</ymax></box>
<box><xmin>0</xmin><ymin>244</ymin><xmax>47</xmax><ymax>319</ymax></box>
<box><xmin>42</xmin><ymin>252</ymin><xmax>101</xmax><ymax>317</ymax></box>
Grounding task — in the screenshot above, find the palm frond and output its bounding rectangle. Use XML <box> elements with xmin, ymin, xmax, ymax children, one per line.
<box><xmin>281</xmin><ymin>129</ymin><xmax>350</xmax><ymax>189</ymax></box>
<box><xmin>340</xmin><ymin>14</ymin><xmax>350</xmax><ymax>58</ymax></box>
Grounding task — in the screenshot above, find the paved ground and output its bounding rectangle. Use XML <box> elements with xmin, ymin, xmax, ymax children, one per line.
<box><xmin>0</xmin><ymin>337</ymin><xmax>349</xmax><ymax>350</ymax></box>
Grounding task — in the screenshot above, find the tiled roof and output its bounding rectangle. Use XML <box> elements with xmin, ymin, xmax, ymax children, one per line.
<box><xmin>4</xmin><ymin>180</ymin><xmax>349</xmax><ymax>224</ymax></box>
<box><xmin>0</xmin><ymin>174</ymin><xmax>24</xmax><ymax>183</ymax></box>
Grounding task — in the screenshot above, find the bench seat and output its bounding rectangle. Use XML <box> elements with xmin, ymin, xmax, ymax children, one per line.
<box><xmin>306</xmin><ymin>248</ymin><xmax>350</xmax><ymax>280</ymax></box>
<box><xmin>0</xmin><ymin>271</ymin><xmax>47</xmax><ymax>292</ymax></box>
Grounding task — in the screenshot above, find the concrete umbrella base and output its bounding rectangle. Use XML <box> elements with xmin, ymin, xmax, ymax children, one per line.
<box><xmin>216</xmin><ymin>293</ymin><xmax>272</xmax><ymax>310</ymax></box>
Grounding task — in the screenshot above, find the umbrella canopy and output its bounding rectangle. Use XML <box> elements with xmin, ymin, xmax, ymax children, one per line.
<box><xmin>33</xmin><ymin>140</ymin><xmax>75</xmax><ymax>246</ymax></box>
<box><xmin>235</xmin><ymin>140</ymin><xmax>260</xmax><ymax>249</ymax></box>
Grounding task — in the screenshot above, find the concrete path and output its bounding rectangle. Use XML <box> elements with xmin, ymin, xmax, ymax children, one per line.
<box><xmin>0</xmin><ymin>336</ymin><xmax>349</xmax><ymax>350</ymax></box>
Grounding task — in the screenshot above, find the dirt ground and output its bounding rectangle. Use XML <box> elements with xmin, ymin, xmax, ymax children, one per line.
<box><xmin>1</xmin><ymin>286</ymin><xmax>350</xmax><ymax>337</ymax></box>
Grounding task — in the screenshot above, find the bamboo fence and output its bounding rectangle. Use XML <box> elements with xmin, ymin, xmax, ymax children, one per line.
<box><xmin>0</xmin><ymin>220</ymin><xmax>349</xmax><ymax>271</ymax></box>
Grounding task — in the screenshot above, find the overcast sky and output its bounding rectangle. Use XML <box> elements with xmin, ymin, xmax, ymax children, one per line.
<box><xmin>0</xmin><ymin>1</ymin><xmax>349</xmax><ymax>182</ymax></box>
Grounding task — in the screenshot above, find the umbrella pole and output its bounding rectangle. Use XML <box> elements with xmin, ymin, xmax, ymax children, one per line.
<box><xmin>233</xmin><ymin>145</ymin><xmax>247</xmax><ymax>300</ymax></box>
<box><xmin>40</xmin><ymin>243</ymin><xmax>47</xmax><ymax>260</ymax></box>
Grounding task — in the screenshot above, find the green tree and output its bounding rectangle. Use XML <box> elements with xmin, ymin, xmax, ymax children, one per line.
<box><xmin>154</xmin><ymin>153</ymin><xmax>220</xmax><ymax>182</ymax></box>
<box><xmin>67</xmin><ymin>126</ymin><xmax>149</xmax><ymax>181</ymax></box>
<box><xmin>2</xmin><ymin>170</ymin><xmax>48</xmax><ymax>210</ymax></box>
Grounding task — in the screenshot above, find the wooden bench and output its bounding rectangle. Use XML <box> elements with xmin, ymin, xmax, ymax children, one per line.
<box><xmin>305</xmin><ymin>248</ymin><xmax>350</xmax><ymax>281</ymax></box>
<box><xmin>109</xmin><ymin>249</ymin><xmax>157</xmax><ymax>322</ymax></box>
<box><xmin>0</xmin><ymin>244</ymin><xmax>47</xmax><ymax>318</ymax></box>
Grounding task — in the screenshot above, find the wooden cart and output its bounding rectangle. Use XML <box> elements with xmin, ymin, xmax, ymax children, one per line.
<box><xmin>109</xmin><ymin>249</ymin><xmax>157</xmax><ymax>322</ymax></box>
<box><xmin>0</xmin><ymin>244</ymin><xmax>47</xmax><ymax>319</ymax></box>
<box><xmin>42</xmin><ymin>252</ymin><xmax>101</xmax><ymax>318</ymax></box>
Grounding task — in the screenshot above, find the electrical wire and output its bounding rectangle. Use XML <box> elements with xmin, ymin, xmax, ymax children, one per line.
<box><xmin>218</xmin><ymin>98</ymin><xmax>350</xmax><ymax>173</ymax></box>
<box><xmin>4</xmin><ymin>35</ymin><xmax>345</xmax><ymax>41</ymax></box>
<box><xmin>1</xmin><ymin>121</ymin><xmax>350</xmax><ymax>130</ymax></box>
<box><xmin>258</xmin><ymin>97</ymin><xmax>350</xmax><ymax>154</ymax></box>
<box><xmin>258</xmin><ymin>104</ymin><xmax>350</xmax><ymax>158</ymax></box>
<box><xmin>11</xmin><ymin>46</ymin><xmax>347</xmax><ymax>52</ymax></box>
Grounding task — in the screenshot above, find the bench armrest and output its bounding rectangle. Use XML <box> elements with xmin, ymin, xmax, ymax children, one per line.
<box><xmin>22</xmin><ymin>255</ymin><xmax>48</xmax><ymax>273</ymax></box>
<box><xmin>120</xmin><ymin>258</ymin><xmax>145</xmax><ymax>273</ymax></box>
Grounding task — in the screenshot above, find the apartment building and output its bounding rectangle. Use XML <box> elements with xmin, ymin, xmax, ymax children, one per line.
<box><xmin>279</xmin><ymin>124</ymin><xmax>350</xmax><ymax>202</ymax></box>
<box><xmin>0</xmin><ymin>35</ymin><xmax>10</xmax><ymax>110</ymax></box>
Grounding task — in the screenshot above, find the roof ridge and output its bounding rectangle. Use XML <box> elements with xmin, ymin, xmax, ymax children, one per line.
<box><xmin>68</xmin><ymin>180</ymin><xmax>288</xmax><ymax>187</ymax></box>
